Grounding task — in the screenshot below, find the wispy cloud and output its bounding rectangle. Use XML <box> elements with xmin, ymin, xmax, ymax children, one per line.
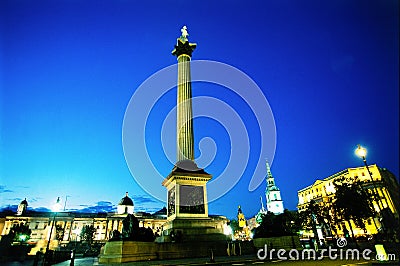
<box><xmin>135</xmin><ymin>206</ymin><xmax>163</xmax><ymax>214</ymax></box>
<box><xmin>0</xmin><ymin>185</ymin><xmax>13</xmax><ymax>193</ymax></box>
<box><xmin>5</xmin><ymin>197</ymin><xmax>40</xmax><ymax>204</ymax></box>
<box><xmin>7</xmin><ymin>197</ymin><xmax>22</xmax><ymax>201</ymax></box>
<box><xmin>96</xmin><ymin>201</ymin><xmax>113</xmax><ymax>206</ymax></box>
<box><xmin>76</xmin><ymin>201</ymin><xmax>116</xmax><ymax>213</ymax></box>
<box><xmin>30</xmin><ymin>197</ymin><xmax>41</xmax><ymax>202</ymax></box>
<box><xmin>0</xmin><ymin>205</ymin><xmax>18</xmax><ymax>212</ymax></box>
<box><xmin>15</xmin><ymin>185</ymin><xmax>30</xmax><ymax>189</ymax></box>
<box><xmin>28</xmin><ymin>207</ymin><xmax>52</xmax><ymax>212</ymax></box>
<box><xmin>0</xmin><ymin>198</ymin><xmax>161</xmax><ymax>215</ymax></box>
<box><xmin>133</xmin><ymin>195</ymin><xmax>158</xmax><ymax>204</ymax></box>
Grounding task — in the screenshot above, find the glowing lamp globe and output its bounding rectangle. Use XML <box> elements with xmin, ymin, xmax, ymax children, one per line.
<box><xmin>355</xmin><ymin>144</ymin><xmax>367</xmax><ymax>158</ymax></box>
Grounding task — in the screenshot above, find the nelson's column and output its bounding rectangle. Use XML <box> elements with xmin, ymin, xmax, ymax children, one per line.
<box><xmin>162</xmin><ymin>27</ymin><xmax>225</xmax><ymax>241</ymax></box>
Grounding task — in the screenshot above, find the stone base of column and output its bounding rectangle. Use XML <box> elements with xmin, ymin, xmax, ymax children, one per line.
<box><xmin>160</xmin><ymin>217</ymin><xmax>227</xmax><ymax>242</ymax></box>
<box><xmin>162</xmin><ymin>160</ymin><xmax>212</xmax><ymax>220</ymax></box>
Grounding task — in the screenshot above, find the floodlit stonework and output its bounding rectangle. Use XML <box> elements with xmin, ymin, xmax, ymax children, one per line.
<box><xmin>265</xmin><ymin>161</ymin><xmax>284</xmax><ymax>215</ymax></box>
<box><xmin>297</xmin><ymin>164</ymin><xmax>399</xmax><ymax>240</ymax></box>
<box><xmin>161</xmin><ymin>27</ymin><xmax>227</xmax><ymax>240</ymax></box>
<box><xmin>0</xmin><ymin>194</ymin><xmax>167</xmax><ymax>255</ymax></box>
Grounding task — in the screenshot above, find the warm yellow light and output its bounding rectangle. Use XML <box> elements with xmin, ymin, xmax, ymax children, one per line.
<box><xmin>355</xmin><ymin>144</ymin><xmax>367</xmax><ymax>158</ymax></box>
<box><xmin>223</xmin><ymin>223</ymin><xmax>232</xmax><ymax>236</ymax></box>
<box><xmin>52</xmin><ymin>197</ymin><xmax>61</xmax><ymax>212</ymax></box>
<box><xmin>375</xmin><ymin>244</ymin><xmax>389</xmax><ymax>261</ymax></box>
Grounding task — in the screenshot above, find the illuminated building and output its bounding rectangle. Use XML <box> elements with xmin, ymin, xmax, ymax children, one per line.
<box><xmin>117</xmin><ymin>192</ymin><xmax>134</xmax><ymax>214</ymax></box>
<box><xmin>237</xmin><ymin>206</ymin><xmax>246</xmax><ymax>228</ymax></box>
<box><xmin>0</xmin><ymin>193</ymin><xmax>166</xmax><ymax>254</ymax></box>
<box><xmin>253</xmin><ymin>162</ymin><xmax>284</xmax><ymax>228</ymax></box>
<box><xmin>235</xmin><ymin>206</ymin><xmax>251</xmax><ymax>240</ymax></box>
<box><xmin>297</xmin><ymin>164</ymin><xmax>399</xmax><ymax>239</ymax></box>
<box><xmin>265</xmin><ymin>161</ymin><xmax>284</xmax><ymax>215</ymax></box>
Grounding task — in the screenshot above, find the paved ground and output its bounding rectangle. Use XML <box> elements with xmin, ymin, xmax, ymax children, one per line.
<box><xmin>4</xmin><ymin>253</ymin><xmax>398</xmax><ymax>266</ymax></box>
<box><xmin>48</xmin><ymin>255</ymin><xmax>398</xmax><ymax>266</ymax></box>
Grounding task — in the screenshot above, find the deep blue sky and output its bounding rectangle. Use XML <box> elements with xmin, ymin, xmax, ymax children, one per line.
<box><xmin>1</xmin><ymin>0</ymin><xmax>398</xmax><ymax>219</ymax></box>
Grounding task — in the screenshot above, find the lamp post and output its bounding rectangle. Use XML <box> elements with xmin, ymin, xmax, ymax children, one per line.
<box><xmin>44</xmin><ymin>197</ymin><xmax>61</xmax><ymax>265</ymax></box>
<box><xmin>355</xmin><ymin>145</ymin><xmax>387</xmax><ymax>212</ymax></box>
<box><xmin>355</xmin><ymin>144</ymin><xmax>391</xmax><ymax>239</ymax></box>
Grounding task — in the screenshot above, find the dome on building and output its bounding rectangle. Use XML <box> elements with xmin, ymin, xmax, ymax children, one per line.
<box><xmin>117</xmin><ymin>192</ymin><xmax>134</xmax><ymax>215</ymax></box>
<box><xmin>118</xmin><ymin>192</ymin><xmax>134</xmax><ymax>206</ymax></box>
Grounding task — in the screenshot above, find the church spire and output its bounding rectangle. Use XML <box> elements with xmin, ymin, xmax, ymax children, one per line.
<box><xmin>266</xmin><ymin>160</ymin><xmax>273</xmax><ymax>178</ymax></box>
<box><xmin>265</xmin><ymin>160</ymin><xmax>276</xmax><ymax>189</ymax></box>
<box><xmin>264</xmin><ymin>160</ymin><xmax>284</xmax><ymax>214</ymax></box>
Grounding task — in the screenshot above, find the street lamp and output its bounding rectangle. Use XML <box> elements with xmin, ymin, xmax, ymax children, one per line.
<box><xmin>355</xmin><ymin>144</ymin><xmax>393</xmax><ymax>238</ymax></box>
<box><xmin>355</xmin><ymin>144</ymin><xmax>367</xmax><ymax>158</ymax></box>
<box><xmin>355</xmin><ymin>144</ymin><xmax>387</xmax><ymax>211</ymax></box>
<box><xmin>44</xmin><ymin>197</ymin><xmax>61</xmax><ymax>264</ymax></box>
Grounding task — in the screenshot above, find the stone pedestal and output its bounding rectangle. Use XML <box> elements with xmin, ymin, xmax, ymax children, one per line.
<box><xmin>162</xmin><ymin>217</ymin><xmax>227</xmax><ymax>242</ymax></box>
<box><xmin>98</xmin><ymin>240</ymin><xmax>231</xmax><ymax>263</ymax></box>
<box><xmin>99</xmin><ymin>241</ymin><xmax>158</xmax><ymax>263</ymax></box>
<box><xmin>163</xmin><ymin>160</ymin><xmax>212</xmax><ymax>221</ymax></box>
<box><xmin>161</xmin><ymin>161</ymin><xmax>225</xmax><ymax>241</ymax></box>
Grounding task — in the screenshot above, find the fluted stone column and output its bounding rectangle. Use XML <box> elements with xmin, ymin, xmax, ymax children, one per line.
<box><xmin>172</xmin><ymin>33</ymin><xmax>196</xmax><ymax>162</ymax></box>
<box><xmin>160</xmin><ymin>28</ymin><xmax>224</xmax><ymax>241</ymax></box>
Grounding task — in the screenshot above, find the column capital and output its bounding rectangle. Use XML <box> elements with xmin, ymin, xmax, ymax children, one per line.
<box><xmin>172</xmin><ymin>38</ymin><xmax>197</xmax><ymax>57</ymax></box>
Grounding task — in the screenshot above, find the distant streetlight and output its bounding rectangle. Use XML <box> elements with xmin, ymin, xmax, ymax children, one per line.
<box><xmin>44</xmin><ymin>197</ymin><xmax>61</xmax><ymax>264</ymax></box>
<box><xmin>63</xmin><ymin>195</ymin><xmax>70</xmax><ymax>211</ymax></box>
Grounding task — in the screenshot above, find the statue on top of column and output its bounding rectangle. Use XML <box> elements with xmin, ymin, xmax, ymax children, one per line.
<box><xmin>180</xmin><ymin>26</ymin><xmax>189</xmax><ymax>41</ymax></box>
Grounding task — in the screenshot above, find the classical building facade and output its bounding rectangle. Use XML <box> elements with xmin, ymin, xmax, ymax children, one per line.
<box><xmin>297</xmin><ymin>164</ymin><xmax>399</xmax><ymax>240</ymax></box>
<box><xmin>0</xmin><ymin>193</ymin><xmax>167</xmax><ymax>254</ymax></box>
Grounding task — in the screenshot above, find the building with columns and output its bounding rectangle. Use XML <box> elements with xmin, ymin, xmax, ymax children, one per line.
<box><xmin>297</xmin><ymin>164</ymin><xmax>399</xmax><ymax>240</ymax></box>
<box><xmin>0</xmin><ymin>193</ymin><xmax>167</xmax><ymax>254</ymax></box>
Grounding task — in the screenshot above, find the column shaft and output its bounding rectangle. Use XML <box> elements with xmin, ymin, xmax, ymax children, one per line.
<box><xmin>177</xmin><ymin>54</ymin><xmax>194</xmax><ymax>161</ymax></box>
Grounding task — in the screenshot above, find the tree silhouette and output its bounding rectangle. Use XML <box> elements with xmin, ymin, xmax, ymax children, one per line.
<box><xmin>299</xmin><ymin>200</ymin><xmax>327</xmax><ymax>246</ymax></box>
<box><xmin>10</xmin><ymin>223</ymin><xmax>31</xmax><ymax>243</ymax></box>
<box><xmin>80</xmin><ymin>225</ymin><xmax>96</xmax><ymax>246</ymax></box>
<box><xmin>332</xmin><ymin>177</ymin><xmax>374</xmax><ymax>246</ymax></box>
<box><xmin>253</xmin><ymin>210</ymin><xmax>299</xmax><ymax>238</ymax></box>
<box><xmin>229</xmin><ymin>219</ymin><xmax>240</xmax><ymax>234</ymax></box>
